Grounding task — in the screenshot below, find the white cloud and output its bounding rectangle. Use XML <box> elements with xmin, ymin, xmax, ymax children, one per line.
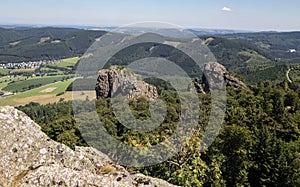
<box><xmin>222</xmin><ymin>7</ymin><xmax>233</xmax><ymax>12</ymax></box>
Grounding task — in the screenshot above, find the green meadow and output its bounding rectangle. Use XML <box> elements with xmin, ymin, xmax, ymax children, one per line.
<box><xmin>0</xmin><ymin>78</ymin><xmax>75</xmax><ymax>106</ymax></box>
<box><xmin>50</xmin><ymin>57</ymin><xmax>80</xmax><ymax>70</ymax></box>
<box><xmin>3</xmin><ymin>75</ymin><xmax>73</xmax><ymax>92</ymax></box>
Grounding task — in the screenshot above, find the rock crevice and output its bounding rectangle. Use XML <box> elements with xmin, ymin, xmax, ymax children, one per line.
<box><xmin>95</xmin><ymin>66</ymin><xmax>158</xmax><ymax>100</ymax></box>
<box><xmin>203</xmin><ymin>62</ymin><xmax>247</xmax><ymax>92</ymax></box>
<box><xmin>0</xmin><ymin>106</ymin><xmax>177</xmax><ymax>187</ymax></box>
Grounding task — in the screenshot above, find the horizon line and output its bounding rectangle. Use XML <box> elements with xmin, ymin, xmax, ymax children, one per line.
<box><xmin>0</xmin><ymin>23</ymin><xmax>299</xmax><ymax>33</ymax></box>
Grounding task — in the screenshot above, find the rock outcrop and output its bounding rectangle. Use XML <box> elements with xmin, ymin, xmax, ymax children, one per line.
<box><xmin>0</xmin><ymin>106</ymin><xmax>177</xmax><ymax>187</ymax></box>
<box><xmin>187</xmin><ymin>81</ymin><xmax>206</xmax><ymax>94</ymax></box>
<box><xmin>203</xmin><ymin>62</ymin><xmax>247</xmax><ymax>91</ymax></box>
<box><xmin>95</xmin><ymin>66</ymin><xmax>158</xmax><ymax>100</ymax></box>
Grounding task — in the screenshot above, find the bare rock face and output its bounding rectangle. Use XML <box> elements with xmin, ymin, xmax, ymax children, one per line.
<box><xmin>187</xmin><ymin>81</ymin><xmax>206</xmax><ymax>94</ymax></box>
<box><xmin>95</xmin><ymin>66</ymin><xmax>158</xmax><ymax>100</ymax></box>
<box><xmin>0</xmin><ymin>106</ymin><xmax>177</xmax><ymax>187</ymax></box>
<box><xmin>203</xmin><ymin>62</ymin><xmax>247</xmax><ymax>91</ymax></box>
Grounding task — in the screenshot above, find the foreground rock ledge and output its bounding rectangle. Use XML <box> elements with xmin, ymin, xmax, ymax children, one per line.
<box><xmin>0</xmin><ymin>106</ymin><xmax>177</xmax><ymax>187</ymax></box>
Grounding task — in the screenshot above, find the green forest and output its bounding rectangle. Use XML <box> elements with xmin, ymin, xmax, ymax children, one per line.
<box><xmin>18</xmin><ymin>79</ymin><xmax>300</xmax><ymax>187</ymax></box>
<box><xmin>0</xmin><ymin>27</ymin><xmax>105</xmax><ymax>63</ymax></box>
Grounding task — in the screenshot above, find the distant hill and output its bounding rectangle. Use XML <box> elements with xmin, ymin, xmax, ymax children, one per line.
<box><xmin>200</xmin><ymin>35</ymin><xmax>300</xmax><ymax>83</ymax></box>
<box><xmin>221</xmin><ymin>32</ymin><xmax>300</xmax><ymax>59</ymax></box>
<box><xmin>189</xmin><ymin>28</ymin><xmax>252</xmax><ymax>36</ymax></box>
<box><xmin>1</xmin><ymin>27</ymin><xmax>300</xmax><ymax>84</ymax></box>
<box><xmin>0</xmin><ymin>27</ymin><xmax>106</xmax><ymax>63</ymax></box>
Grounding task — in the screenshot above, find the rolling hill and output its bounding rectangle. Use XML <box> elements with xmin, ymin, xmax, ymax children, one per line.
<box><xmin>221</xmin><ymin>32</ymin><xmax>300</xmax><ymax>59</ymax></box>
<box><xmin>0</xmin><ymin>27</ymin><xmax>106</xmax><ymax>63</ymax></box>
<box><xmin>1</xmin><ymin>27</ymin><xmax>300</xmax><ymax>84</ymax></box>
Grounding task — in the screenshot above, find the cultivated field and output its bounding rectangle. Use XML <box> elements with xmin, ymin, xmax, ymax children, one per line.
<box><xmin>0</xmin><ymin>77</ymin><xmax>96</xmax><ymax>106</ymax></box>
<box><xmin>0</xmin><ymin>76</ymin><xmax>27</xmax><ymax>91</ymax></box>
<box><xmin>3</xmin><ymin>75</ymin><xmax>73</xmax><ymax>92</ymax></box>
<box><xmin>0</xmin><ymin>79</ymin><xmax>74</xmax><ymax>106</ymax></box>
<box><xmin>50</xmin><ymin>57</ymin><xmax>80</xmax><ymax>70</ymax></box>
<box><xmin>10</xmin><ymin>68</ymin><xmax>36</xmax><ymax>74</ymax></box>
<box><xmin>0</xmin><ymin>69</ymin><xmax>11</xmax><ymax>75</ymax></box>
<box><xmin>39</xmin><ymin>67</ymin><xmax>64</xmax><ymax>75</ymax></box>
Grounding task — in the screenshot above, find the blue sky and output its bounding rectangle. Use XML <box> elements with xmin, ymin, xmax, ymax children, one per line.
<box><xmin>0</xmin><ymin>0</ymin><xmax>299</xmax><ymax>31</ymax></box>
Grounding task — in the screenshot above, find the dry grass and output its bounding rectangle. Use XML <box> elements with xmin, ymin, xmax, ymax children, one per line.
<box><xmin>39</xmin><ymin>87</ymin><xmax>57</xmax><ymax>93</ymax></box>
<box><xmin>163</xmin><ymin>41</ymin><xmax>181</xmax><ymax>48</ymax></box>
<box><xmin>16</xmin><ymin>94</ymin><xmax>58</xmax><ymax>105</ymax></box>
<box><xmin>69</xmin><ymin>91</ymin><xmax>96</xmax><ymax>101</ymax></box>
<box><xmin>10</xmin><ymin>68</ymin><xmax>36</xmax><ymax>73</ymax></box>
<box><xmin>6</xmin><ymin>91</ymin><xmax>96</xmax><ymax>106</ymax></box>
<box><xmin>39</xmin><ymin>37</ymin><xmax>51</xmax><ymax>44</ymax></box>
<box><xmin>203</xmin><ymin>37</ymin><xmax>214</xmax><ymax>45</ymax></box>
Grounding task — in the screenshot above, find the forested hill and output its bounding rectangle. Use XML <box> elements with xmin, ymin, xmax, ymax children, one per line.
<box><xmin>1</xmin><ymin>27</ymin><xmax>300</xmax><ymax>84</ymax></box>
<box><xmin>221</xmin><ymin>31</ymin><xmax>300</xmax><ymax>59</ymax></box>
<box><xmin>0</xmin><ymin>27</ymin><xmax>106</xmax><ymax>63</ymax></box>
<box><xmin>200</xmin><ymin>34</ymin><xmax>300</xmax><ymax>84</ymax></box>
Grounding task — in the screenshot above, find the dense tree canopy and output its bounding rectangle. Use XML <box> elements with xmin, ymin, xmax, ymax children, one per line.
<box><xmin>18</xmin><ymin>80</ymin><xmax>300</xmax><ymax>186</ymax></box>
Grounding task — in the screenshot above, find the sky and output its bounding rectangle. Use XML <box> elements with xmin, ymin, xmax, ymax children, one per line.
<box><xmin>0</xmin><ymin>0</ymin><xmax>300</xmax><ymax>31</ymax></box>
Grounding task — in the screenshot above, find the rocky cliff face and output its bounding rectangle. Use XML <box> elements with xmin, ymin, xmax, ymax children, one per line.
<box><xmin>95</xmin><ymin>66</ymin><xmax>158</xmax><ymax>100</ymax></box>
<box><xmin>95</xmin><ymin>63</ymin><xmax>245</xmax><ymax>98</ymax></box>
<box><xmin>0</xmin><ymin>106</ymin><xmax>177</xmax><ymax>187</ymax></box>
<box><xmin>188</xmin><ymin>62</ymin><xmax>246</xmax><ymax>94</ymax></box>
<box><xmin>203</xmin><ymin>62</ymin><xmax>247</xmax><ymax>91</ymax></box>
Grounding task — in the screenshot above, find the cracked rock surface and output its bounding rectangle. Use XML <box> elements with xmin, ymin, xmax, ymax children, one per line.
<box><xmin>0</xmin><ymin>106</ymin><xmax>177</xmax><ymax>187</ymax></box>
<box><xmin>95</xmin><ymin>66</ymin><xmax>158</xmax><ymax>100</ymax></box>
<box><xmin>204</xmin><ymin>62</ymin><xmax>246</xmax><ymax>91</ymax></box>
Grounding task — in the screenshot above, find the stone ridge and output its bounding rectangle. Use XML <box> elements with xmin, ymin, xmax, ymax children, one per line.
<box><xmin>95</xmin><ymin>66</ymin><xmax>158</xmax><ymax>100</ymax></box>
<box><xmin>0</xmin><ymin>106</ymin><xmax>178</xmax><ymax>187</ymax></box>
<box><xmin>204</xmin><ymin>62</ymin><xmax>247</xmax><ymax>91</ymax></box>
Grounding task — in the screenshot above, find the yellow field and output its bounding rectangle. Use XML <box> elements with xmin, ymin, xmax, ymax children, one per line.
<box><xmin>0</xmin><ymin>90</ymin><xmax>96</xmax><ymax>107</ymax></box>
<box><xmin>10</xmin><ymin>68</ymin><xmax>36</xmax><ymax>73</ymax></box>
<box><xmin>11</xmin><ymin>91</ymin><xmax>95</xmax><ymax>106</ymax></box>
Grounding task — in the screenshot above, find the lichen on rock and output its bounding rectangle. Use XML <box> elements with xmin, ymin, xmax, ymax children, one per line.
<box><xmin>0</xmin><ymin>106</ymin><xmax>177</xmax><ymax>187</ymax></box>
<box><xmin>203</xmin><ymin>62</ymin><xmax>246</xmax><ymax>91</ymax></box>
<box><xmin>95</xmin><ymin>66</ymin><xmax>158</xmax><ymax>100</ymax></box>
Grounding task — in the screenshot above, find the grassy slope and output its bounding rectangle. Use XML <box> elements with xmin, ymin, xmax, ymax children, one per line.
<box><xmin>0</xmin><ymin>76</ymin><xmax>28</xmax><ymax>91</ymax></box>
<box><xmin>0</xmin><ymin>69</ymin><xmax>11</xmax><ymax>75</ymax></box>
<box><xmin>10</xmin><ymin>68</ymin><xmax>36</xmax><ymax>73</ymax></box>
<box><xmin>51</xmin><ymin>57</ymin><xmax>80</xmax><ymax>69</ymax></box>
<box><xmin>238</xmin><ymin>51</ymin><xmax>271</xmax><ymax>71</ymax></box>
<box><xmin>3</xmin><ymin>75</ymin><xmax>73</xmax><ymax>92</ymax></box>
<box><xmin>39</xmin><ymin>67</ymin><xmax>64</xmax><ymax>74</ymax></box>
<box><xmin>0</xmin><ymin>79</ymin><xmax>75</xmax><ymax>106</ymax></box>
